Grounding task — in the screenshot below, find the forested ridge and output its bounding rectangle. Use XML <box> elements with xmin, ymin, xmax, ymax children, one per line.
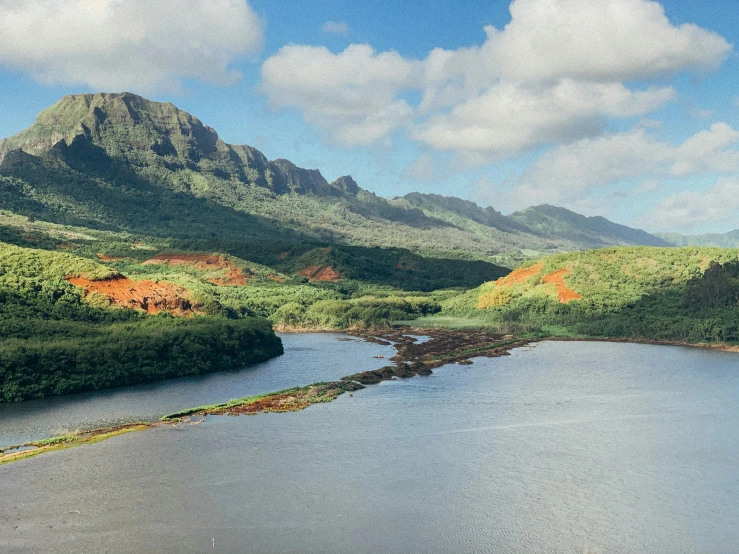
<box><xmin>445</xmin><ymin>247</ymin><xmax>739</xmax><ymax>343</ymax></box>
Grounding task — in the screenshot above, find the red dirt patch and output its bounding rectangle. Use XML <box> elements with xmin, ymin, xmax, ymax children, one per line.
<box><xmin>496</xmin><ymin>261</ymin><xmax>544</xmax><ymax>287</ymax></box>
<box><xmin>143</xmin><ymin>254</ymin><xmax>248</xmax><ymax>286</ymax></box>
<box><xmin>67</xmin><ymin>275</ymin><xmax>195</xmax><ymax>315</ymax></box>
<box><xmin>396</xmin><ymin>258</ymin><xmax>416</xmax><ymax>271</ymax></box>
<box><xmin>542</xmin><ymin>269</ymin><xmax>581</xmax><ymax>303</ymax></box>
<box><xmin>56</xmin><ymin>243</ymin><xmax>78</xmax><ymax>250</ymax></box>
<box><xmin>278</xmin><ymin>252</ymin><xmax>289</xmax><ymax>260</ymax></box>
<box><xmin>97</xmin><ymin>253</ymin><xmax>124</xmax><ymax>262</ymax></box>
<box><xmin>299</xmin><ymin>265</ymin><xmax>342</xmax><ymax>282</ymax></box>
<box><xmin>268</xmin><ymin>274</ymin><xmax>286</xmax><ymax>283</ymax></box>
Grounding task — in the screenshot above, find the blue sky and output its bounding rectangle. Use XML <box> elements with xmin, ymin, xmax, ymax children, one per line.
<box><xmin>0</xmin><ymin>0</ymin><xmax>738</xmax><ymax>234</ymax></box>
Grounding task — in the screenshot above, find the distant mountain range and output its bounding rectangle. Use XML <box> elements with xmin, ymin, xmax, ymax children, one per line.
<box><xmin>0</xmin><ymin>92</ymin><xmax>670</xmax><ymax>263</ymax></box>
<box><xmin>657</xmin><ymin>230</ymin><xmax>739</xmax><ymax>249</ymax></box>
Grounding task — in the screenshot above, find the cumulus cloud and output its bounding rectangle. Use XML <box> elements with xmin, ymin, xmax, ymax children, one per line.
<box><xmin>646</xmin><ymin>178</ymin><xmax>739</xmax><ymax>229</ymax></box>
<box><xmin>321</xmin><ymin>21</ymin><xmax>350</xmax><ymax>36</ymax></box>
<box><xmin>402</xmin><ymin>154</ymin><xmax>439</xmax><ymax>182</ymax></box>
<box><xmin>451</xmin><ymin>0</ymin><xmax>730</xmax><ymax>84</ymax></box>
<box><xmin>411</xmin><ymin>80</ymin><xmax>674</xmax><ymax>156</ymax></box>
<box><xmin>261</xmin><ymin>0</ymin><xmax>730</xmax><ymax>153</ymax></box>
<box><xmin>0</xmin><ymin>0</ymin><xmax>263</xmax><ymax>92</ymax></box>
<box><xmin>507</xmin><ymin>122</ymin><xmax>739</xmax><ymax>205</ymax></box>
<box><xmin>261</xmin><ymin>44</ymin><xmax>420</xmax><ymax>147</ymax></box>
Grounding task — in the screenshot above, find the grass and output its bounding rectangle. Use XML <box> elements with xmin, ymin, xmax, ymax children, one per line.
<box><xmin>162</xmin><ymin>381</ymin><xmax>365</xmax><ymax>420</ymax></box>
<box><xmin>0</xmin><ymin>424</ymin><xmax>150</xmax><ymax>465</ymax></box>
<box><xmin>394</xmin><ymin>316</ymin><xmax>493</xmax><ymax>329</ymax></box>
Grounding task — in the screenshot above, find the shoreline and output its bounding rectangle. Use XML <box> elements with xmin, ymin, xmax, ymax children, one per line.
<box><xmin>3</xmin><ymin>327</ymin><xmax>737</xmax><ymax>465</ymax></box>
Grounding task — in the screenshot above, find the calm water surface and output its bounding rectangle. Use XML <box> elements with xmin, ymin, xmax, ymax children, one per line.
<box><xmin>2</xmin><ymin>338</ymin><xmax>739</xmax><ymax>553</ymax></box>
<box><xmin>0</xmin><ymin>333</ymin><xmax>393</xmax><ymax>446</ymax></box>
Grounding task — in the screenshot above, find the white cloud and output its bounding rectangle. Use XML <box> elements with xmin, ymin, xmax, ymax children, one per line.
<box><xmin>261</xmin><ymin>44</ymin><xmax>420</xmax><ymax>147</ymax></box>
<box><xmin>646</xmin><ymin>178</ymin><xmax>739</xmax><ymax>229</ymax></box>
<box><xmin>402</xmin><ymin>154</ymin><xmax>438</xmax><ymax>182</ymax></box>
<box><xmin>411</xmin><ymin>80</ymin><xmax>675</xmax><ymax>156</ymax></box>
<box><xmin>506</xmin><ymin>122</ymin><xmax>739</xmax><ymax>206</ymax></box>
<box><xmin>260</xmin><ymin>0</ymin><xmax>729</xmax><ymax>153</ymax></box>
<box><xmin>321</xmin><ymin>21</ymin><xmax>349</xmax><ymax>36</ymax></box>
<box><xmin>0</xmin><ymin>0</ymin><xmax>263</xmax><ymax>92</ymax></box>
<box><xmin>457</xmin><ymin>0</ymin><xmax>730</xmax><ymax>84</ymax></box>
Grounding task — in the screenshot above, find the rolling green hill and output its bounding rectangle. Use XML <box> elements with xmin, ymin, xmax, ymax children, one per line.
<box><xmin>444</xmin><ymin>246</ymin><xmax>739</xmax><ymax>343</ymax></box>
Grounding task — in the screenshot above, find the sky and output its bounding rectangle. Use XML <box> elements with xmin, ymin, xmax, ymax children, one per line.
<box><xmin>0</xmin><ymin>0</ymin><xmax>738</xmax><ymax>234</ymax></box>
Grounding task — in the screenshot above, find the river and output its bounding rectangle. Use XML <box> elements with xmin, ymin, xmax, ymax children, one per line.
<box><xmin>2</xmin><ymin>336</ymin><xmax>739</xmax><ymax>553</ymax></box>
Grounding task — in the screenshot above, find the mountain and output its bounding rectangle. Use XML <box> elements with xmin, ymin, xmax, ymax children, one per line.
<box><xmin>507</xmin><ymin>204</ymin><xmax>669</xmax><ymax>248</ymax></box>
<box><xmin>394</xmin><ymin>193</ymin><xmax>667</xmax><ymax>252</ymax></box>
<box><xmin>0</xmin><ymin>92</ymin><xmax>666</xmax><ymax>261</ymax></box>
<box><xmin>658</xmin><ymin>230</ymin><xmax>739</xmax><ymax>248</ymax></box>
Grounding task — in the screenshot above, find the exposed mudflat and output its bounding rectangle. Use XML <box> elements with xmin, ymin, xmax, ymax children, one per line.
<box><xmin>345</xmin><ymin>327</ymin><xmax>534</xmax><ymax>384</ymax></box>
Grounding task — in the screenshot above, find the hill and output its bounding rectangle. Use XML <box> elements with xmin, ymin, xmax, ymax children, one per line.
<box><xmin>444</xmin><ymin>246</ymin><xmax>739</xmax><ymax>343</ymax></box>
<box><xmin>0</xmin><ymin>241</ymin><xmax>285</xmax><ymax>402</ymax></box>
<box><xmin>0</xmin><ymin>92</ymin><xmax>667</xmax><ymax>262</ymax></box>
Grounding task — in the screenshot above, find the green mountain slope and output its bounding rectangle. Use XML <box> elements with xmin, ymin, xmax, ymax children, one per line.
<box><xmin>508</xmin><ymin>204</ymin><xmax>669</xmax><ymax>248</ymax></box>
<box><xmin>0</xmin><ymin>93</ymin><xmax>667</xmax><ymax>261</ymax></box>
<box><xmin>658</xmin><ymin>230</ymin><xmax>739</xmax><ymax>248</ymax></box>
<box><xmin>444</xmin><ymin>246</ymin><xmax>739</xmax><ymax>342</ymax></box>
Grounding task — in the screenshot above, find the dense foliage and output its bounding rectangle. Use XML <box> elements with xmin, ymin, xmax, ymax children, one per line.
<box><xmin>0</xmin><ymin>241</ymin><xmax>284</xmax><ymax>401</ymax></box>
<box><xmin>446</xmin><ymin>247</ymin><xmax>739</xmax><ymax>343</ymax></box>
<box><xmin>0</xmin><ymin>316</ymin><xmax>282</xmax><ymax>402</ymax></box>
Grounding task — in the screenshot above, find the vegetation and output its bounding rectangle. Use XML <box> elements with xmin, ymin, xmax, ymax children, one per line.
<box><xmin>0</xmin><ymin>315</ymin><xmax>283</xmax><ymax>402</ymax></box>
<box><xmin>0</xmin><ymin>242</ymin><xmax>285</xmax><ymax>402</ymax></box>
<box><xmin>444</xmin><ymin>247</ymin><xmax>739</xmax><ymax>343</ymax></box>
<box><xmin>162</xmin><ymin>381</ymin><xmax>365</xmax><ymax>419</ymax></box>
<box><xmin>0</xmin><ymin>92</ymin><xmax>666</xmax><ymax>262</ymax></box>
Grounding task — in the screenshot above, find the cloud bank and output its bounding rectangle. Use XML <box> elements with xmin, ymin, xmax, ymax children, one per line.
<box><xmin>261</xmin><ymin>0</ymin><xmax>730</xmax><ymax>155</ymax></box>
<box><xmin>0</xmin><ymin>0</ymin><xmax>264</xmax><ymax>92</ymax></box>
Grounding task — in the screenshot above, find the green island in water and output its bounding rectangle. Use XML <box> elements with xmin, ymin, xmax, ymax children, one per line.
<box><xmin>2</xmin><ymin>93</ymin><xmax>739</xmax><ymax>465</ymax></box>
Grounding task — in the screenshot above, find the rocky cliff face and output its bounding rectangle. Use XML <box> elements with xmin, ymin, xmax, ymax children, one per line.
<box><xmin>0</xmin><ymin>92</ymin><xmax>356</xmax><ymax>198</ymax></box>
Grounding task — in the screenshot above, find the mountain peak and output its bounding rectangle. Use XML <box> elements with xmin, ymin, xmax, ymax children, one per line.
<box><xmin>331</xmin><ymin>175</ymin><xmax>360</xmax><ymax>195</ymax></box>
<box><xmin>0</xmin><ymin>91</ymin><xmax>220</xmax><ymax>162</ymax></box>
<box><xmin>509</xmin><ymin>204</ymin><xmax>668</xmax><ymax>247</ymax></box>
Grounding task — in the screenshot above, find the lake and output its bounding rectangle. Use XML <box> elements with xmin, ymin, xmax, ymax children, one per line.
<box><xmin>2</xmin><ymin>336</ymin><xmax>739</xmax><ymax>553</ymax></box>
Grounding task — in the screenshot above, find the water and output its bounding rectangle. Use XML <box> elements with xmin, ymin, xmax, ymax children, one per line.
<box><xmin>0</xmin><ymin>333</ymin><xmax>393</xmax><ymax>447</ymax></box>
<box><xmin>2</xmin><ymin>339</ymin><xmax>739</xmax><ymax>553</ymax></box>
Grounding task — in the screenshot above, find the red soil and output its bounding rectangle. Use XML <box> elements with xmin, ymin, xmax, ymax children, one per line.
<box><xmin>66</xmin><ymin>275</ymin><xmax>194</xmax><ymax>315</ymax></box>
<box><xmin>212</xmin><ymin>393</ymin><xmax>308</xmax><ymax>415</ymax></box>
<box><xmin>496</xmin><ymin>261</ymin><xmax>544</xmax><ymax>287</ymax></box>
<box><xmin>278</xmin><ymin>252</ymin><xmax>289</xmax><ymax>260</ymax></box>
<box><xmin>143</xmin><ymin>254</ymin><xmax>248</xmax><ymax>286</ymax></box>
<box><xmin>97</xmin><ymin>253</ymin><xmax>124</xmax><ymax>262</ymax></box>
<box><xmin>542</xmin><ymin>269</ymin><xmax>581</xmax><ymax>303</ymax></box>
<box><xmin>56</xmin><ymin>243</ymin><xmax>78</xmax><ymax>250</ymax></box>
<box><xmin>299</xmin><ymin>265</ymin><xmax>342</xmax><ymax>282</ymax></box>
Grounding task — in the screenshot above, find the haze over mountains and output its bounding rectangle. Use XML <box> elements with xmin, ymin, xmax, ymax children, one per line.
<box><xmin>0</xmin><ymin>92</ymin><xmax>673</xmax><ymax>262</ymax></box>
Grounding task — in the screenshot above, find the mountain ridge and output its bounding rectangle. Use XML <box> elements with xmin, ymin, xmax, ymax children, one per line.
<box><xmin>0</xmin><ymin>92</ymin><xmax>667</xmax><ymax>262</ymax></box>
